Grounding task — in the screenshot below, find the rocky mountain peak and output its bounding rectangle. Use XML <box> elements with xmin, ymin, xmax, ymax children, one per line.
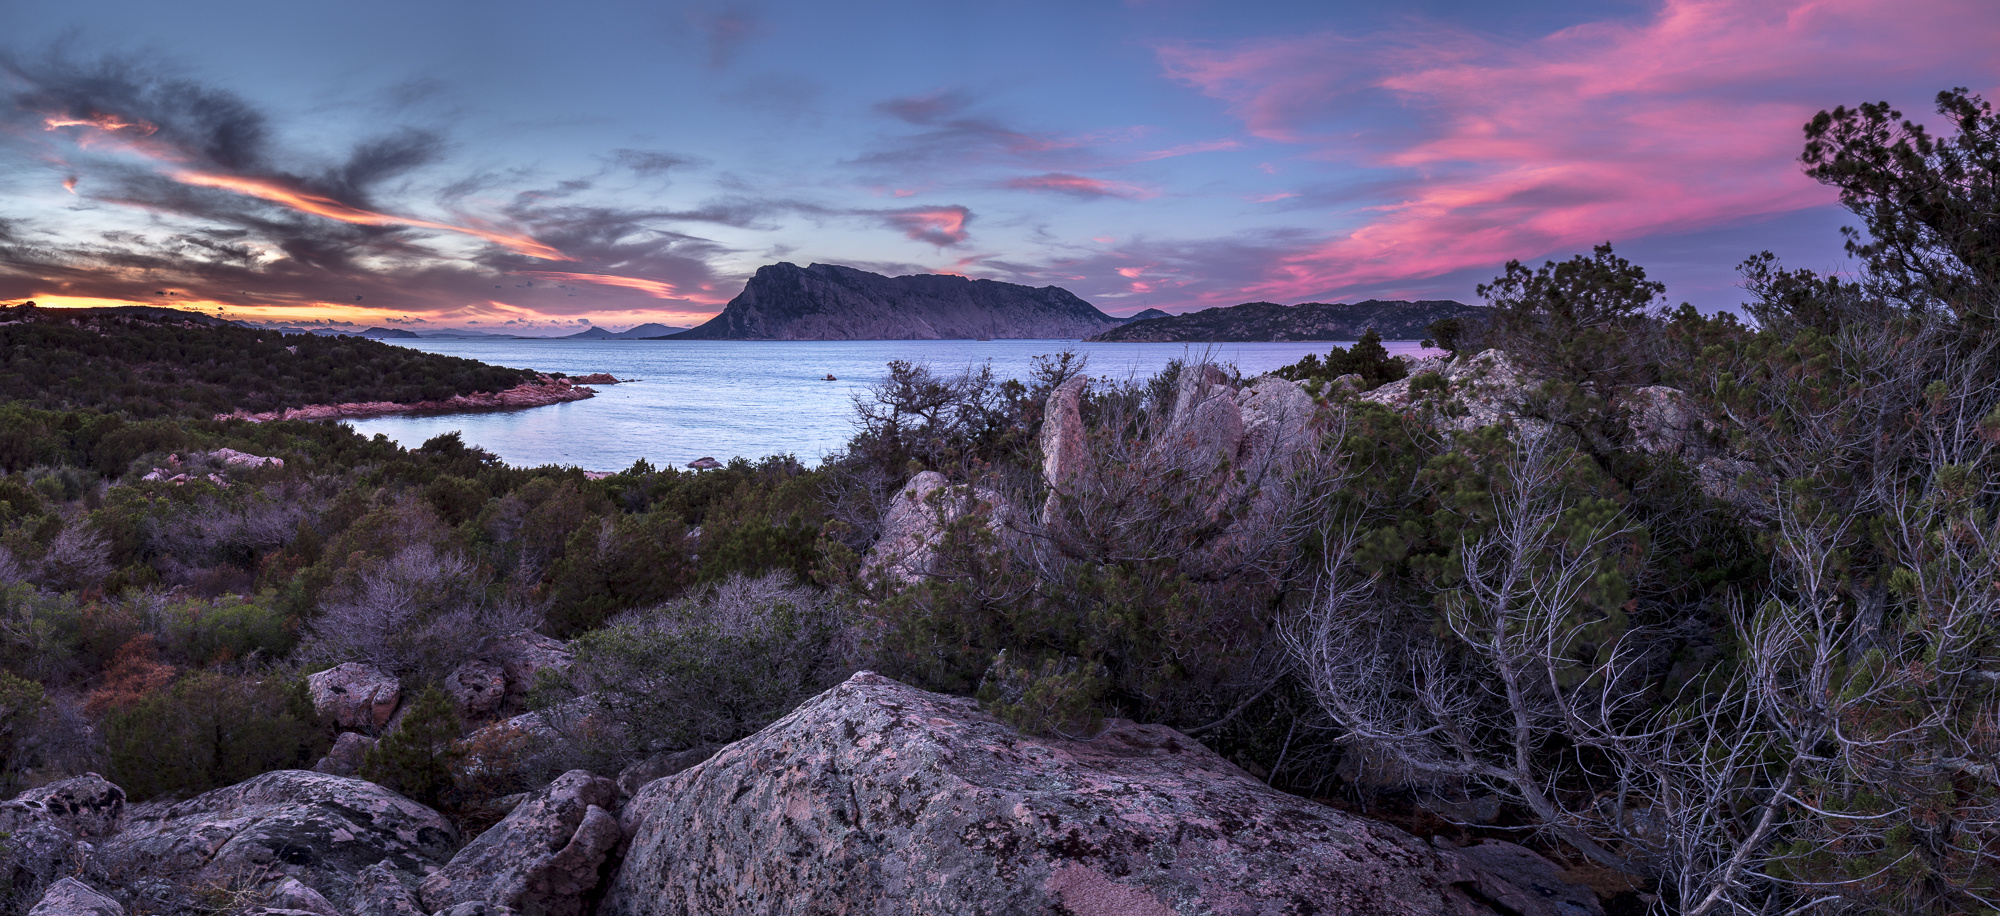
<box><xmin>670</xmin><ymin>262</ymin><xmax>1122</xmax><ymax>340</ymax></box>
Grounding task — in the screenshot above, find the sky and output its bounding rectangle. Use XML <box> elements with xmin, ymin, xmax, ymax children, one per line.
<box><xmin>0</xmin><ymin>0</ymin><xmax>1993</xmax><ymax>334</ymax></box>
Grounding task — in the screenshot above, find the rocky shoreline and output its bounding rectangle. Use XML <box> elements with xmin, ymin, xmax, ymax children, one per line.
<box><xmin>215</xmin><ymin>375</ymin><xmax>615</xmax><ymax>423</ymax></box>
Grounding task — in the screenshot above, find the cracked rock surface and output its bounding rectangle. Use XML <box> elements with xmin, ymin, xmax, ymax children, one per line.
<box><xmin>97</xmin><ymin>770</ymin><xmax>456</xmax><ymax>912</ymax></box>
<box><xmin>603</xmin><ymin>671</ymin><xmax>1592</xmax><ymax>916</ymax></box>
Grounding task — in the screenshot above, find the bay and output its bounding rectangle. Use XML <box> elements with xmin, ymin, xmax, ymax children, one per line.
<box><xmin>348</xmin><ymin>339</ymin><xmax>1434</xmax><ymax>471</ymax></box>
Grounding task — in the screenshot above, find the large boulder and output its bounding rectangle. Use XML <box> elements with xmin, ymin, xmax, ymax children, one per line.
<box><xmin>602</xmin><ymin>671</ymin><xmax>1593</xmax><ymax>916</ymax></box>
<box><xmin>446</xmin><ymin>659</ymin><xmax>509</xmax><ymax>722</ymax></box>
<box><xmin>311</xmin><ymin>732</ymin><xmax>376</xmax><ymax>777</ymax></box>
<box><xmin>26</xmin><ymin>878</ymin><xmax>123</xmax><ymax>916</ymax></box>
<box><xmin>483</xmin><ymin>632</ymin><xmax>574</xmax><ymax>716</ymax></box>
<box><xmin>97</xmin><ymin>771</ymin><xmax>456</xmax><ymax>912</ymax></box>
<box><xmin>420</xmin><ymin>770</ymin><xmax>620</xmax><ymax>916</ymax></box>
<box><xmin>305</xmin><ymin>663</ymin><xmax>401</xmax><ymax>730</ymax></box>
<box><xmin>1039</xmin><ymin>375</ymin><xmax>1089</xmax><ymax>495</ymax></box>
<box><xmin>1038</xmin><ymin>367</ymin><xmax>1322</xmax><ymax>575</ymax></box>
<box><xmin>266</xmin><ymin>878</ymin><xmax>339</xmax><ymax>915</ymax></box>
<box><xmin>860</xmin><ymin>471</ymin><xmax>1016</xmax><ymax>585</ymax></box>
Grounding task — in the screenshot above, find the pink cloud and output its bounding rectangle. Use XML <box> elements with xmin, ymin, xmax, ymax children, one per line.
<box><xmin>878</xmin><ymin>205</ymin><xmax>973</xmax><ymax>246</ymax></box>
<box><xmin>1156</xmin><ymin>0</ymin><xmax>2000</xmax><ymax>300</ymax></box>
<box><xmin>1002</xmin><ymin>172</ymin><xmax>1157</xmax><ymax>199</ymax></box>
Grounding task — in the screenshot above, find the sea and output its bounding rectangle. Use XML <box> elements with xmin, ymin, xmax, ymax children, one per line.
<box><xmin>348</xmin><ymin>338</ymin><xmax>1436</xmax><ymax>472</ymax></box>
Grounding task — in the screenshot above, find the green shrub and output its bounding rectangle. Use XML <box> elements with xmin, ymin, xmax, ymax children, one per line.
<box><xmin>1272</xmin><ymin>329</ymin><xmax>1406</xmax><ymax>390</ymax></box>
<box><xmin>543</xmin><ymin>512</ymin><xmax>693</xmax><ymax>638</ymax></box>
<box><xmin>102</xmin><ymin>672</ymin><xmax>328</xmax><ymax>801</ymax></box>
<box><xmin>0</xmin><ymin>670</ymin><xmax>45</xmax><ymax>792</ymax></box>
<box><xmin>159</xmin><ymin>593</ymin><xmax>296</xmax><ymax>664</ymax></box>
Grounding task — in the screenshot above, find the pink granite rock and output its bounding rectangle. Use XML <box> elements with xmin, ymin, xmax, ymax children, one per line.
<box><xmin>305</xmin><ymin>663</ymin><xmax>401</xmax><ymax>729</ymax></box>
<box><xmin>446</xmin><ymin>658</ymin><xmax>509</xmax><ymax>721</ymax></box>
<box><xmin>601</xmin><ymin>671</ymin><xmax>1593</xmax><ymax>916</ymax></box>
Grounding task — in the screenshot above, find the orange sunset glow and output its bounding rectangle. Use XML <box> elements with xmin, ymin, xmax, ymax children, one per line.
<box><xmin>43</xmin><ymin>113</ymin><xmax>156</xmax><ymax>134</ymax></box>
<box><xmin>171</xmin><ymin>172</ymin><xmax>571</xmax><ymax>261</ymax></box>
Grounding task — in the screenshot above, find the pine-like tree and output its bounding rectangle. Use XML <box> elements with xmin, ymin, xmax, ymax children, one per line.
<box><xmin>361</xmin><ymin>686</ymin><xmax>463</xmax><ymax>808</ymax></box>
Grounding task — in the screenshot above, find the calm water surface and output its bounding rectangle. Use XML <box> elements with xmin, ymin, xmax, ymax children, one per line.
<box><xmin>348</xmin><ymin>339</ymin><xmax>1434</xmax><ymax>471</ymax></box>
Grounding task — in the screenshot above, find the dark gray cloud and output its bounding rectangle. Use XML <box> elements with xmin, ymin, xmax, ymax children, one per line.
<box><xmin>687</xmin><ymin>4</ymin><xmax>766</xmax><ymax>70</ymax></box>
<box><xmin>5</xmin><ymin>52</ymin><xmax>271</xmax><ymax>171</ymax></box>
<box><xmin>855</xmin><ymin>89</ymin><xmax>1089</xmax><ymax>170</ymax></box>
<box><xmin>610</xmin><ymin>149</ymin><xmax>699</xmax><ymax>177</ymax></box>
<box><xmin>331</xmin><ymin>128</ymin><xmax>448</xmax><ymax>202</ymax></box>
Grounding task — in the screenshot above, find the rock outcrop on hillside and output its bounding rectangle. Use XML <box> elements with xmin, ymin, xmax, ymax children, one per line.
<box><xmin>1088</xmin><ymin>299</ymin><xmax>1485</xmax><ymax>342</ymax></box>
<box><xmin>307</xmin><ymin>663</ymin><xmax>402</xmax><ymax>730</ymax></box>
<box><xmin>604</xmin><ymin>671</ymin><xmax>1596</xmax><ymax>916</ymax></box>
<box><xmin>1352</xmin><ymin>349</ymin><xmax>1765</xmax><ymax>516</ymax></box>
<box><xmin>218</xmin><ymin>377</ymin><xmax>596</xmax><ymax>423</ymax></box>
<box><xmin>1358</xmin><ymin>349</ymin><xmax>1540</xmax><ymax>434</ymax></box>
<box><xmin>670</xmin><ymin>262</ymin><xmax>1120</xmax><ymax>340</ymax></box>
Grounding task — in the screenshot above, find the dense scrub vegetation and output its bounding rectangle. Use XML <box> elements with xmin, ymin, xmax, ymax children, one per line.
<box><xmin>0</xmin><ymin>304</ymin><xmax>539</xmax><ymax>417</ymax></box>
<box><xmin>0</xmin><ymin>88</ymin><xmax>1994</xmax><ymax>915</ymax></box>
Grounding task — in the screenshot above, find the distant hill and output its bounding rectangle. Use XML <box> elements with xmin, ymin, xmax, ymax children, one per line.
<box><xmin>1086</xmin><ymin>300</ymin><xmax>1486</xmax><ymax>342</ymax></box>
<box><xmin>414</xmin><ymin>329</ymin><xmax>515</xmax><ymax>339</ymax></box>
<box><xmin>1124</xmin><ymin>308</ymin><xmax>1172</xmax><ymax>322</ymax></box>
<box><xmin>354</xmin><ymin>327</ymin><xmax>421</xmax><ymax>339</ymax></box>
<box><xmin>0</xmin><ymin>302</ymin><xmax>541</xmax><ymax>418</ymax></box>
<box><xmin>567</xmin><ymin>323</ymin><xmax>690</xmax><ymax>340</ymax></box>
<box><xmin>667</xmin><ymin>263</ymin><xmax>1121</xmax><ymax>340</ymax></box>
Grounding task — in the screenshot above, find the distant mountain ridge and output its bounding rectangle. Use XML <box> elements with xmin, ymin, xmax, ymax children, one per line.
<box><xmin>566</xmin><ymin>323</ymin><xmax>689</xmax><ymax>340</ymax></box>
<box><xmin>667</xmin><ymin>262</ymin><xmax>1123</xmax><ymax>340</ymax></box>
<box><xmin>1087</xmin><ymin>299</ymin><xmax>1486</xmax><ymax>342</ymax></box>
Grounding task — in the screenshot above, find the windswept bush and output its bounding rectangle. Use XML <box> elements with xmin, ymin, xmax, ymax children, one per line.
<box><xmin>299</xmin><ymin>542</ymin><xmax>540</xmax><ymax>684</ymax></box>
<box><xmin>30</xmin><ymin>523</ymin><xmax>111</xmax><ymax>593</ymax></box>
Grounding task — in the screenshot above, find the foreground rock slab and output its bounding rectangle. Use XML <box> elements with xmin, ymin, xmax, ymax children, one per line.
<box><xmin>603</xmin><ymin>671</ymin><xmax>1589</xmax><ymax>916</ymax></box>
<box><xmin>98</xmin><ymin>771</ymin><xmax>456</xmax><ymax>912</ymax></box>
